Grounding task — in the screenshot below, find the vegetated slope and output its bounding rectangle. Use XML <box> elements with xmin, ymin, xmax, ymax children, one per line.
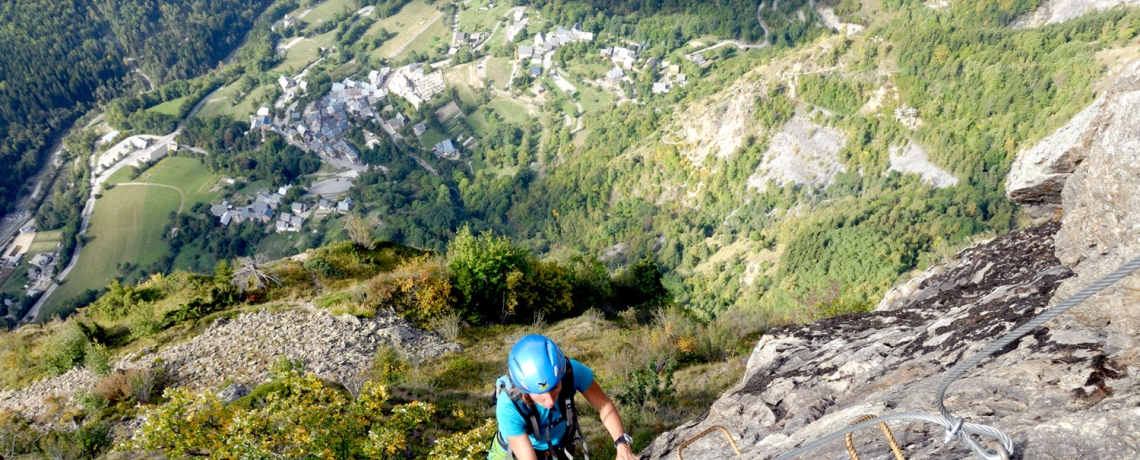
<box><xmin>0</xmin><ymin>1</ymin><xmax>127</xmax><ymax>213</ymax></box>
<box><xmin>456</xmin><ymin>0</ymin><xmax>1138</xmax><ymax>320</ymax></box>
<box><xmin>89</xmin><ymin>0</ymin><xmax>278</xmax><ymax>84</ymax></box>
<box><xmin>0</xmin><ymin>0</ymin><xmax>280</xmax><ymax>216</ymax></box>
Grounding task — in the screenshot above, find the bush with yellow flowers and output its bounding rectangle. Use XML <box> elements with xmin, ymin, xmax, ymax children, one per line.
<box><xmin>127</xmin><ymin>365</ymin><xmax>442</xmax><ymax>459</ymax></box>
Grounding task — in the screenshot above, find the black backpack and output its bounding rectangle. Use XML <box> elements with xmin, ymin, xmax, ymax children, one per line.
<box><xmin>492</xmin><ymin>358</ymin><xmax>590</xmax><ymax>459</ymax></box>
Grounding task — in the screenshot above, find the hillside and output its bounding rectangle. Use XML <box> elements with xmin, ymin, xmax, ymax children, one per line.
<box><xmin>0</xmin><ymin>0</ymin><xmax>281</xmax><ymax>217</ymax></box>
<box><xmin>1</xmin><ymin>0</ymin><xmax>1140</xmax><ymax>458</ymax></box>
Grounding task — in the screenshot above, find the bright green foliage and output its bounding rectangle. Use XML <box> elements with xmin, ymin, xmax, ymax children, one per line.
<box><xmin>130</xmin><ymin>367</ymin><xmax>438</xmax><ymax>459</ymax></box>
<box><xmin>428</xmin><ymin>418</ymin><xmax>498</xmax><ymax>460</ymax></box>
<box><xmin>447</xmin><ymin>227</ymin><xmax>531</xmax><ymax>323</ymax></box>
<box><xmin>43</xmin><ymin>322</ymin><xmax>89</xmax><ymax>375</ymax></box>
<box><xmin>797</xmin><ymin>74</ymin><xmax>865</xmax><ymax>115</ymax></box>
<box><xmin>613</xmin><ymin>355</ymin><xmax>677</xmax><ymax>414</ymax></box>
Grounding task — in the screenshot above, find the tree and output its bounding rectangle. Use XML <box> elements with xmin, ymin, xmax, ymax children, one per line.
<box><xmin>446</xmin><ymin>227</ymin><xmax>529</xmax><ymax>323</ymax></box>
<box><xmin>231</xmin><ymin>254</ymin><xmax>281</xmax><ymax>292</ymax></box>
<box><xmin>346</xmin><ymin>215</ymin><xmax>376</xmax><ymax>250</ymax></box>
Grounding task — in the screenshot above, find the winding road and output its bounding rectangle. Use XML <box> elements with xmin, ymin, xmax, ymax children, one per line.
<box><xmin>686</xmin><ymin>1</ymin><xmax>772</xmax><ymax>58</ymax></box>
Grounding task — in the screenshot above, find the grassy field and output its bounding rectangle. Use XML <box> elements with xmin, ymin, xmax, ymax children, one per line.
<box><xmin>486</xmin><ymin>57</ymin><xmax>513</xmax><ymax>89</ymax></box>
<box><xmin>465</xmin><ymin>110</ymin><xmax>490</xmax><ymax>136</ymax></box>
<box><xmin>27</xmin><ymin>231</ymin><xmax>64</xmax><ymax>254</ymax></box>
<box><xmin>226</xmin><ymin>85</ymin><xmax>276</xmax><ymax>120</ymax></box>
<box><xmin>487</xmin><ymin>98</ymin><xmax>530</xmax><ymax>124</ymax></box>
<box><xmin>41</xmin><ymin>158</ymin><xmax>221</xmax><ymax>318</ymax></box>
<box><xmin>367</xmin><ymin>0</ymin><xmax>444</xmax><ymax>60</ymax></box>
<box><xmin>295</xmin><ymin>0</ymin><xmax>356</xmax><ymax>26</ymax></box>
<box><xmin>418</xmin><ymin>128</ymin><xmax>448</xmax><ymax>149</ymax></box>
<box><xmin>577</xmin><ymin>83</ymin><xmax>615</xmax><ymax>114</ymax></box>
<box><xmin>458</xmin><ymin>0</ymin><xmax>512</xmax><ymax>32</ymax></box>
<box><xmin>271</xmin><ymin>30</ymin><xmax>337</xmax><ymax>74</ymax></box>
<box><xmin>395</xmin><ymin>11</ymin><xmax>449</xmax><ymax>60</ymax></box>
<box><xmin>147</xmin><ymin>97</ymin><xmax>188</xmax><ymax>116</ymax></box>
<box><xmin>193</xmin><ymin>82</ymin><xmax>243</xmax><ymax>119</ymax></box>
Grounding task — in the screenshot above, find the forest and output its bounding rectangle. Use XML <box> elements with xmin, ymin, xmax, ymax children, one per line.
<box><xmin>0</xmin><ymin>0</ymin><xmax>279</xmax><ymax>216</ymax></box>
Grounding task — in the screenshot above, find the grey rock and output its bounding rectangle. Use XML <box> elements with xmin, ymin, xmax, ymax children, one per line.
<box><xmin>644</xmin><ymin>223</ymin><xmax>1140</xmax><ymax>459</ymax></box>
<box><xmin>1006</xmin><ymin>60</ymin><xmax>1140</xmax><ymax>215</ymax></box>
<box><xmin>217</xmin><ymin>383</ymin><xmax>249</xmax><ymax>403</ymax></box>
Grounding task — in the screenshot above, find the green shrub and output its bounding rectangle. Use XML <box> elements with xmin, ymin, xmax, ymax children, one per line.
<box><xmin>612</xmin><ymin>354</ymin><xmax>676</xmax><ymax>413</ymax></box>
<box><xmin>43</xmin><ymin>323</ymin><xmax>88</xmax><ymax>375</ymax></box>
<box><xmin>369</xmin><ymin>345</ymin><xmax>410</xmax><ymax>387</ymax></box>
<box><xmin>126</xmin><ymin>302</ymin><xmax>160</xmax><ymax>340</ymax></box>
<box><xmin>84</xmin><ymin>341</ymin><xmax>112</xmax><ymax>377</ymax></box>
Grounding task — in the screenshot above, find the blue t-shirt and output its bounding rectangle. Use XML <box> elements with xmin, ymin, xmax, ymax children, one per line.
<box><xmin>495</xmin><ymin>359</ymin><xmax>595</xmax><ymax>450</ymax></box>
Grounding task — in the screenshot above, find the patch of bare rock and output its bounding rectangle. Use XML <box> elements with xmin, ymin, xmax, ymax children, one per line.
<box><xmin>0</xmin><ymin>307</ymin><xmax>460</xmax><ymax>421</ymax></box>
<box><xmin>746</xmin><ymin>116</ymin><xmax>847</xmax><ymax>192</ymax></box>
<box><xmin>887</xmin><ymin>141</ymin><xmax>958</xmax><ymax>188</ymax></box>
<box><xmin>1013</xmin><ymin>0</ymin><xmax>1140</xmax><ymax>28</ymax></box>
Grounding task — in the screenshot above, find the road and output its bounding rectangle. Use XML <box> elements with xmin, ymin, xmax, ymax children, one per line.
<box><xmin>685</xmin><ymin>1</ymin><xmax>772</xmax><ymax>58</ymax></box>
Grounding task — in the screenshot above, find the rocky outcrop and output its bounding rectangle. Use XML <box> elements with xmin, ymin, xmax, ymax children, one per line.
<box><xmin>643</xmin><ymin>222</ymin><xmax>1140</xmax><ymax>459</ymax></box>
<box><xmin>0</xmin><ymin>307</ymin><xmax>460</xmax><ymax>421</ymax></box>
<box><xmin>1005</xmin><ymin>60</ymin><xmax>1140</xmax><ymax>214</ymax></box>
<box><xmin>1013</xmin><ymin>0</ymin><xmax>1140</xmax><ymax>28</ymax></box>
<box><xmin>746</xmin><ymin>115</ymin><xmax>848</xmax><ymax>193</ymax></box>
<box><xmin>1006</xmin><ymin>56</ymin><xmax>1140</xmax><ymax>338</ymax></box>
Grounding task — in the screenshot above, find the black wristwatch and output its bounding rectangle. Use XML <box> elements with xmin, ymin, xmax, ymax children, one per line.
<box><xmin>615</xmin><ymin>433</ymin><xmax>633</xmax><ymax>449</ymax></box>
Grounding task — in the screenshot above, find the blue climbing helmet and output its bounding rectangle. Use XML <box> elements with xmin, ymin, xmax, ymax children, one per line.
<box><xmin>507</xmin><ymin>334</ymin><xmax>567</xmax><ymax>394</ymax></box>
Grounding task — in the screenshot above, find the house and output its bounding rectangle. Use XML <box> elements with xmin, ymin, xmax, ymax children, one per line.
<box><xmin>513</xmin><ymin>10</ymin><xmax>524</xmax><ymax>21</ymax></box>
<box><xmin>644</xmin><ymin>57</ymin><xmax>659</xmax><ymax>69</ymax></box>
<box><xmin>278</xmin><ymin>185</ymin><xmax>292</xmax><ymax>196</ymax></box>
<box><xmin>455</xmin><ymin>32</ymin><xmax>467</xmax><ymax>46</ymax></box>
<box><xmin>99</xmin><ymin>130</ymin><xmax>120</xmax><ymax>145</ymax></box>
<box><xmin>413</xmin><ymin>123</ymin><xmax>428</xmax><ymax>137</ymax></box>
<box><xmin>29</xmin><ymin>253</ymin><xmax>53</xmax><ymax>268</ymax></box>
<box><xmin>220</xmin><ymin>211</ymin><xmax>232</xmax><ymax>226</ymax></box>
<box><xmin>517</xmin><ymin>45</ymin><xmax>534</xmax><ymax>60</ymax></box>
<box><xmin>530</xmin><ymin>66</ymin><xmax>542</xmax><ymax>77</ymax></box>
<box><xmin>319</xmin><ymin>198</ymin><xmax>333</xmax><ymax>210</ymax></box>
<box><xmin>470</xmin><ymin>32</ymin><xmax>483</xmax><ymax>43</ymax></box>
<box><xmin>130</xmin><ymin>138</ymin><xmax>150</xmax><ymax>149</ymax></box>
<box><xmin>210</xmin><ymin>202</ymin><xmax>230</xmax><ymax>217</ymax></box>
<box><xmin>290</xmin><ymin>215</ymin><xmax>304</xmax><ymax>229</ymax></box>
<box><xmin>533</xmin><ymin>84</ymin><xmax>546</xmax><ymax>96</ymax></box>
<box><xmin>652</xmin><ymin>81</ymin><xmax>672</xmax><ymax>94</ymax></box>
<box><xmin>434</xmin><ymin>139</ymin><xmax>458</xmax><ymax>157</ymax></box>
<box><xmin>610</xmin><ymin>46</ymin><xmax>637</xmax><ymax>69</ymax></box>
<box><xmin>257</xmin><ymin>106</ymin><xmax>271</xmax><ymax>117</ymax></box>
<box><xmin>291</xmin><ymin>202</ymin><xmax>307</xmax><ymax>214</ymax></box>
<box><xmin>337</xmin><ymin>198</ymin><xmax>354</xmax><ymax>214</ymax></box>
<box><xmin>275</xmin><ymin>220</ymin><xmax>290</xmax><ymax>233</ymax></box>
<box><xmin>605</xmin><ymin>67</ymin><xmax>625</xmax><ymax>85</ymax></box>
<box><xmin>690</xmin><ymin>53</ymin><xmax>706</xmax><ymax>65</ymax></box>
<box><xmin>251</xmin><ymin>202</ymin><xmax>274</xmax><ymax>222</ymax></box>
<box><xmin>279</xmin><ymin>75</ymin><xmax>295</xmax><ymax>90</ymax></box>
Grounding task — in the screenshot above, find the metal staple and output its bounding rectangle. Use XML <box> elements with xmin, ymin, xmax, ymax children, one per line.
<box><xmin>843</xmin><ymin>414</ymin><xmax>905</xmax><ymax>460</ymax></box>
<box><xmin>675</xmin><ymin>426</ymin><xmax>741</xmax><ymax>460</ymax></box>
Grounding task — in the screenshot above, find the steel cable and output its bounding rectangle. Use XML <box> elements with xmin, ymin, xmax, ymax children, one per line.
<box><xmin>769</xmin><ymin>255</ymin><xmax>1140</xmax><ymax>460</ymax></box>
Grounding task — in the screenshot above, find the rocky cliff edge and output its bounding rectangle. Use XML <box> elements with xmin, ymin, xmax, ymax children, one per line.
<box><xmin>643</xmin><ymin>58</ymin><xmax>1140</xmax><ymax>460</ymax></box>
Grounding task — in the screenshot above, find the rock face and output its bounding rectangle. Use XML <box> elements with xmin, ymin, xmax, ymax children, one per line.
<box><xmin>1007</xmin><ymin>57</ymin><xmax>1140</xmax><ymax>337</ymax></box>
<box><xmin>1013</xmin><ymin>0</ymin><xmax>1140</xmax><ymax>28</ymax></box>
<box><xmin>1005</xmin><ymin>60</ymin><xmax>1140</xmax><ymax>213</ymax></box>
<box><xmin>0</xmin><ymin>307</ymin><xmax>460</xmax><ymax>421</ymax></box>
<box><xmin>746</xmin><ymin>115</ymin><xmax>848</xmax><ymax>192</ymax></box>
<box><xmin>643</xmin><ymin>222</ymin><xmax>1140</xmax><ymax>459</ymax></box>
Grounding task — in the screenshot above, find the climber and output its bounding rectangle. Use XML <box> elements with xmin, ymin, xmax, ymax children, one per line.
<box><xmin>488</xmin><ymin>334</ymin><xmax>639</xmax><ymax>460</ymax></box>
